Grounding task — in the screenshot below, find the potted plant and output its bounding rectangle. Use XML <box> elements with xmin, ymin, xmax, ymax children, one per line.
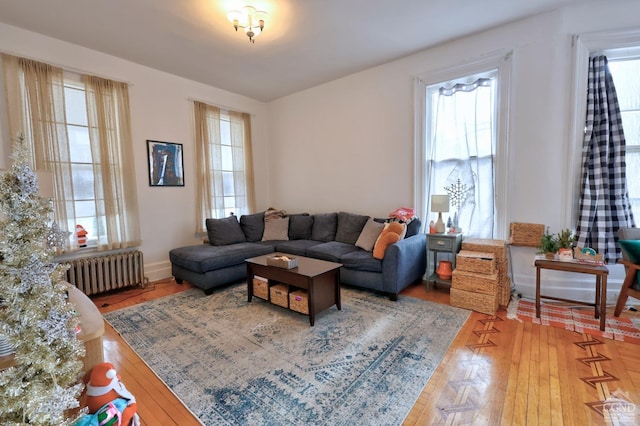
<box><xmin>556</xmin><ymin>228</ymin><xmax>575</xmax><ymax>262</ymax></box>
<box><xmin>538</xmin><ymin>227</ymin><xmax>559</xmax><ymax>259</ymax></box>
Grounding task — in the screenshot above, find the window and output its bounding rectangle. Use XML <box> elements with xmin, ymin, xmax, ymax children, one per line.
<box><xmin>608</xmin><ymin>58</ymin><xmax>640</xmax><ymax>218</ymax></box>
<box><xmin>63</xmin><ymin>78</ymin><xmax>102</xmax><ymax>247</ymax></box>
<box><xmin>2</xmin><ymin>54</ymin><xmax>140</xmax><ymax>251</ymax></box>
<box><xmin>194</xmin><ymin>101</ymin><xmax>255</xmax><ymax>232</ymax></box>
<box><xmin>414</xmin><ymin>52</ymin><xmax>511</xmax><ymax>239</ymax></box>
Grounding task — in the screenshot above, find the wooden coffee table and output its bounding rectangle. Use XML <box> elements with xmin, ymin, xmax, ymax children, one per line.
<box><xmin>246</xmin><ymin>253</ymin><xmax>342</xmax><ymax>326</ymax></box>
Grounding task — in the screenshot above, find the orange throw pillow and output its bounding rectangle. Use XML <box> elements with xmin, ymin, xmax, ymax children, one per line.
<box><xmin>373</xmin><ymin>222</ymin><xmax>405</xmax><ymax>259</ymax></box>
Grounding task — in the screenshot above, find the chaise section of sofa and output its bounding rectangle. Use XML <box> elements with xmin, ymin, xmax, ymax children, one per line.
<box><xmin>169</xmin><ymin>210</ymin><xmax>426</xmax><ymax>299</ymax></box>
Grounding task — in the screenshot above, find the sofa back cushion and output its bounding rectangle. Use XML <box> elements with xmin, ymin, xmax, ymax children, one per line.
<box><xmin>288</xmin><ymin>213</ymin><xmax>313</xmax><ymax>240</ymax></box>
<box><xmin>240</xmin><ymin>211</ymin><xmax>265</xmax><ymax>242</ymax></box>
<box><xmin>207</xmin><ymin>215</ymin><xmax>247</xmax><ymax>246</ymax></box>
<box><xmin>335</xmin><ymin>212</ymin><xmax>370</xmax><ymax>245</ymax></box>
<box><xmin>311</xmin><ymin>213</ymin><xmax>338</xmax><ymax>242</ymax></box>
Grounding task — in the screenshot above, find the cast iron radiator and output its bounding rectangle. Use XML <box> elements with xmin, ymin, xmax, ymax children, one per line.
<box><xmin>61</xmin><ymin>250</ymin><xmax>148</xmax><ymax>296</ymax></box>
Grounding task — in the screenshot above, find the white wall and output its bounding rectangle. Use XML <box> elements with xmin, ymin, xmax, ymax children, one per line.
<box><xmin>0</xmin><ymin>23</ymin><xmax>270</xmax><ymax>281</ymax></box>
<box><xmin>268</xmin><ymin>0</ymin><xmax>640</xmax><ymax>302</ymax></box>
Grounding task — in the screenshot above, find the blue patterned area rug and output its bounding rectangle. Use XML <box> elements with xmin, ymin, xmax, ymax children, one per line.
<box><xmin>104</xmin><ymin>284</ymin><xmax>469</xmax><ymax>425</ymax></box>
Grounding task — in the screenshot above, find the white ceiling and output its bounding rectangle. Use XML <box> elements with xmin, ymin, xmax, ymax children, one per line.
<box><xmin>0</xmin><ymin>0</ymin><xmax>589</xmax><ymax>102</ymax></box>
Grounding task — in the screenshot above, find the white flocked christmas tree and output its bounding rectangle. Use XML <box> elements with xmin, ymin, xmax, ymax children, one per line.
<box><xmin>0</xmin><ymin>134</ymin><xmax>85</xmax><ymax>424</ymax></box>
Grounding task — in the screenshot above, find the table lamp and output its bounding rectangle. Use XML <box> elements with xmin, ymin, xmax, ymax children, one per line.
<box><xmin>430</xmin><ymin>194</ymin><xmax>449</xmax><ymax>233</ymax></box>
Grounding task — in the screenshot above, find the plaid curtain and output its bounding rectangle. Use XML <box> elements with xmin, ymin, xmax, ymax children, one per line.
<box><xmin>575</xmin><ymin>55</ymin><xmax>635</xmax><ymax>263</ymax></box>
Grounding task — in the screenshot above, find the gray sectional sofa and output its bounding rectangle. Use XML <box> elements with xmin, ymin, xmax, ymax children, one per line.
<box><xmin>169</xmin><ymin>211</ymin><xmax>426</xmax><ymax>300</ymax></box>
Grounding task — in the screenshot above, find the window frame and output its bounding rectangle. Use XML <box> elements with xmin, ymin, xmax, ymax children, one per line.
<box><xmin>413</xmin><ymin>50</ymin><xmax>512</xmax><ymax>239</ymax></box>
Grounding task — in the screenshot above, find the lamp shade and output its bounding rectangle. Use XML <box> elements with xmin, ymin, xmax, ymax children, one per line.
<box><xmin>430</xmin><ymin>194</ymin><xmax>450</xmax><ymax>213</ymax></box>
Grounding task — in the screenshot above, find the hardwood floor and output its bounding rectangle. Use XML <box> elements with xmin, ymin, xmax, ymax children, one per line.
<box><xmin>89</xmin><ymin>280</ymin><xmax>640</xmax><ymax>425</ymax></box>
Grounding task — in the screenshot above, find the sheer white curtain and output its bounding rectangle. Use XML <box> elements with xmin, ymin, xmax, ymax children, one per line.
<box><xmin>83</xmin><ymin>75</ymin><xmax>141</xmax><ymax>250</ymax></box>
<box><xmin>2</xmin><ymin>54</ymin><xmax>76</xmax><ymax>241</ymax></box>
<box><xmin>427</xmin><ymin>78</ymin><xmax>496</xmax><ymax>238</ymax></box>
<box><xmin>194</xmin><ymin>101</ymin><xmax>255</xmax><ymax>233</ymax></box>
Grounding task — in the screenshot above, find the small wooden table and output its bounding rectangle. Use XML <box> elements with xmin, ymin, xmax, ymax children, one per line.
<box><xmin>246</xmin><ymin>253</ymin><xmax>342</xmax><ymax>326</ymax></box>
<box><xmin>535</xmin><ymin>259</ymin><xmax>609</xmax><ymax>331</ymax></box>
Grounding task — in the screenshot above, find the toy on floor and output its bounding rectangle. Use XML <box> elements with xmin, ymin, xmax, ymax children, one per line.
<box><xmin>77</xmin><ymin>362</ymin><xmax>140</xmax><ymax>426</ymax></box>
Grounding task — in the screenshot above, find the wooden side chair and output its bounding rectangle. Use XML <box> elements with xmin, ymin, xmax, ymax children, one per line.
<box><xmin>613</xmin><ymin>227</ymin><xmax>640</xmax><ymax>317</ymax></box>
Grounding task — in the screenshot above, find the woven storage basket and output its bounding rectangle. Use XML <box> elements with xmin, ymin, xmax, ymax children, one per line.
<box><xmin>509</xmin><ymin>222</ymin><xmax>545</xmax><ymax>247</ymax></box>
<box><xmin>462</xmin><ymin>238</ymin><xmax>507</xmax><ymax>260</ymax></box>
<box><xmin>450</xmin><ymin>287</ymin><xmax>498</xmax><ymax>315</ymax></box>
<box><xmin>252</xmin><ymin>276</ymin><xmax>269</xmax><ymax>300</ymax></box>
<box><xmin>289</xmin><ymin>290</ymin><xmax>309</xmax><ymax>315</ymax></box>
<box><xmin>499</xmin><ymin>278</ymin><xmax>511</xmax><ymax>307</ymax></box>
<box><xmin>452</xmin><ymin>269</ymin><xmax>498</xmax><ymax>295</ymax></box>
<box><xmin>270</xmin><ymin>284</ymin><xmax>290</xmax><ymax>308</ymax></box>
<box><xmin>456</xmin><ymin>250</ymin><xmax>496</xmax><ymax>275</ymax></box>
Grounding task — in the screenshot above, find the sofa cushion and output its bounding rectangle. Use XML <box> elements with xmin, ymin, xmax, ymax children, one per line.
<box><xmin>335</xmin><ymin>212</ymin><xmax>369</xmax><ymax>245</ymax></box>
<box><xmin>262</xmin><ymin>217</ymin><xmax>290</xmax><ymax>241</ymax></box>
<box><xmin>355</xmin><ymin>218</ymin><xmax>385</xmax><ymax>251</ymax></box>
<box><xmin>306</xmin><ymin>241</ymin><xmax>359</xmax><ymax>263</ymax></box>
<box><xmin>240</xmin><ymin>211</ymin><xmax>265</xmax><ymax>242</ymax></box>
<box><xmin>206</xmin><ymin>216</ymin><xmax>246</xmax><ymax>246</ymax></box>
<box><xmin>275</xmin><ymin>240</ymin><xmax>323</xmax><ymax>256</ymax></box>
<box><xmin>406</xmin><ymin>218</ymin><xmax>422</xmax><ymax>238</ymax></box>
<box><xmin>170</xmin><ymin>242</ymin><xmax>273</xmax><ymax>273</ymax></box>
<box><xmin>288</xmin><ymin>214</ymin><xmax>313</xmax><ymax>240</ymax></box>
<box><xmin>340</xmin><ymin>250</ymin><xmax>383</xmax><ymax>273</ymax></box>
<box><xmin>311</xmin><ymin>213</ymin><xmax>338</xmax><ymax>242</ymax></box>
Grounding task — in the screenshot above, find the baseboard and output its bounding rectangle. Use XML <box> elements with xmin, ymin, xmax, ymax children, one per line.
<box><xmin>145</xmin><ymin>260</ymin><xmax>173</xmax><ymax>283</ymax></box>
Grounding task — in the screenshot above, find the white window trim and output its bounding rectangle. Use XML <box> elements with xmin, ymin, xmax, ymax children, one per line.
<box><xmin>568</xmin><ymin>28</ymin><xmax>640</xmax><ymax>226</ymax></box>
<box><xmin>413</xmin><ymin>50</ymin><xmax>512</xmax><ymax>239</ymax></box>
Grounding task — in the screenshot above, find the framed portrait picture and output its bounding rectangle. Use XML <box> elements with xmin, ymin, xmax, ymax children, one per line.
<box><xmin>147</xmin><ymin>140</ymin><xmax>184</xmax><ymax>187</ymax></box>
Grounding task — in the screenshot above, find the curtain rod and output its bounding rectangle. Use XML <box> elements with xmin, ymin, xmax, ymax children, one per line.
<box><xmin>187</xmin><ymin>97</ymin><xmax>252</xmax><ymax>115</ymax></box>
<box><xmin>0</xmin><ymin>49</ymin><xmax>134</xmax><ymax>87</ymax></box>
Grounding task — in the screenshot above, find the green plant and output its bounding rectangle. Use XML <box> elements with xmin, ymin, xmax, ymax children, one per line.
<box><xmin>556</xmin><ymin>228</ymin><xmax>575</xmax><ymax>249</ymax></box>
<box><xmin>538</xmin><ymin>227</ymin><xmax>559</xmax><ymax>254</ymax></box>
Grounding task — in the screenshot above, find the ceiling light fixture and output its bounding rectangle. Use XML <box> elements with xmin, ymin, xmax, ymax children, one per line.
<box><xmin>227</xmin><ymin>5</ymin><xmax>268</xmax><ymax>44</ymax></box>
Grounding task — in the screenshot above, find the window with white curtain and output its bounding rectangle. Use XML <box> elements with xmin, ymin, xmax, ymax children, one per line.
<box><xmin>63</xmin><ymin>77</ymin><xmax>101</xmax><ymax>247</ymax></box>
<box><xmin>414</xmin><ymin>52</ymin><xmax>510</xmax><ymax>239</ymax></box>
<box><xmin>608</xmin><ymin>58</ymin><xmax>640</xmax><ymax>218</ymax></box>
<box><xmin>194</xmin><ymin>101</ymin><xmax>255</xmax><ymax>232</ymax></box>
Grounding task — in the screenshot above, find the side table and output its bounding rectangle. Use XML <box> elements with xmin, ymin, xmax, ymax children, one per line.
<box><xmin>534</xmin><ymin>259</ymin><xmax>608</xmax><ymax>331</ymax></box>
<box><xmin>426</xmin><ymin>233</ymin><xmax>463</xmax><ymax>291</ymax></box>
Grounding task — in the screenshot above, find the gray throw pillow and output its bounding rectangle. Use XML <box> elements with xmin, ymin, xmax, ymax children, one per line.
<box><xmin>262</xmin><ymin>217</ymin><xmax>290</xmax><ymax>241</ymax></box>
<box><xmin>335</xmin><ymin>212</ymin><xmax>369</xmax><ymax>245</ymax></box>
<box><xmin>240</xmin><ymin>211</ymin><xmax>265</xmax><ymax>242</ymax></box>
<box><xmin>289</xmin><ymin>214</ymin><xmax>313</xmax><ymax>240</ymax></box>
<box><xmin>355</xmin><ymin>218</ymin><xmax>385</xmax><ymax>251</ymax></box>
<box><xmin>206</xmin><ymin>216</ymin><xmax>246</xmax><ymax>246</ymax></box>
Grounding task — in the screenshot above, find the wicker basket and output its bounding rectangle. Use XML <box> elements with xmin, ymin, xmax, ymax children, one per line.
<box><xmin>456</xmin><ymin>250</ymin><xmax>496</xmax><ymax>275</ymax></box>
<box><xmin>499</xmin><ymin>278</ymin><xmax>511</xmax><ymax>307</ymax></box>
<box><xmin>289</xmin><ymin>290</ymin><xmax>309</xmax><ymax>315</ymax></box>
<box><xmin>509</xmin><ymin>222</ymin><xmax>545</xmax><ymax>247</ymax></box>
<box><xmin>451</xmin><ymin>269</ymin><xmax>498</xmax><ymax>295</ymax></box>
<box><xmin>270</xmin><ymin>284</ymin><xmax>290</xmax><ymax>308</ymax></box>
<box><xmin>450</xmin><ymin>287</ymin><xmax>498</xmax><ymax>315</ymax></box>
<box><xmin>462</xmin><ymin>238</ymin><xmax>507</xmax><ymax>260</ymax></box>
<box><xmin>252</xmin><ymin>276</ymin><xmax>269</xmax><ymax>300</ymax></box>
<box><xmin>267</xmin><ymin>255</ymin><xmax>298</xmax><ymax>269</ymax></box>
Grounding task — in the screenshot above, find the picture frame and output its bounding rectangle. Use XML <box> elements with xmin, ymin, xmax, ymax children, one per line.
<box><xmin>146</xmin><ymin>140</ymin><xmax>184</xmax><ymax>187</ymax></box>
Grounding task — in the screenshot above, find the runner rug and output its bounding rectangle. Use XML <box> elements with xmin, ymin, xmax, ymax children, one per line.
<box><xmin>507</xmin><ymin>298</ymin><xmax>640</xmax><ymax>345</ymax></box>
<box><xmin>104</xmin><ymin>284</ymin><xmax>469</xmax><ymax>425</ymax></box>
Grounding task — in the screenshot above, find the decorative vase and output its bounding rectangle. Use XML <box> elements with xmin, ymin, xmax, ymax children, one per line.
<box><xmin>437</xmin><ymin>260</ymin><xmax>453</xmax><ymax>280</ymax></box>
<box><xmin>558</xmin><ymin>248</ymin><xmax>573</xmax><ymax>262</ymax></box>
<box><xmin>545</xmin><ymin>252</ymin><xmax>556</xmax><ymax>260</ymax></box>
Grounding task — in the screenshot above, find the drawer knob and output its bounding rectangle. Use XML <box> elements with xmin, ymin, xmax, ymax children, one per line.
<box><xmin>437</xmin><ymin>240</ymin><xmax>445</xmax><ymax>246</ymax></box>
